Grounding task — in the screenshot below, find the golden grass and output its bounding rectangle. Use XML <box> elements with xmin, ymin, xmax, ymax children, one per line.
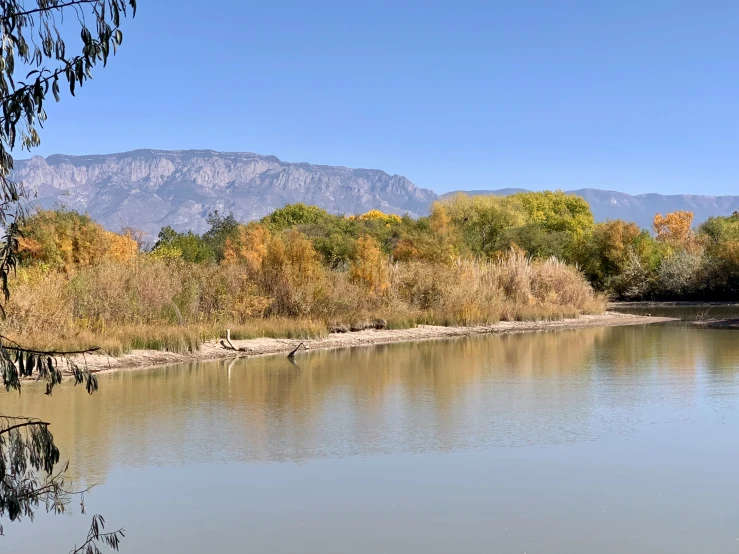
<box><xmin>3</xmin><ymin>251</ymin><xmax>605</xmax><ymax>355</ymax></box>
<box><xmin>4</xmin><ymin>319</ymin><xmax>330</xmax><ymax>357</ymax></box>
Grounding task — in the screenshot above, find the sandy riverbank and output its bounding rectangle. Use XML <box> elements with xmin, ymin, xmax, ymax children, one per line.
<box><xmin>74</xmin><ymin>312</ymin><xmax>675</xmax><ymax>375</ymax></box>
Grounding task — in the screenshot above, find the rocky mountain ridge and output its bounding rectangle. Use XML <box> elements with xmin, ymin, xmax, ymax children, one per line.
<box><xmin>15</xmin><ymin>149</ymin><xmax>435</xmax><ymax>236</ymax></box>
<box><xmin>14</xmin><ymin>149</ymin><xmax>739</xmax><ymax>235</ymax></box>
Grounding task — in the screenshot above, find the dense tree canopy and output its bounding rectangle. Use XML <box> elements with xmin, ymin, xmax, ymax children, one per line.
<box><xmin>136</xmin><ymin>194</ymin><xmax>739</xmax><ymax>301</ymax></box>
<box><xmin>653</xmin><ymin>210</ymin><xmax>695</xmax><ymax>249</ymax></box>
<box><xmin>18</xmin><ymin>208</ymin><xmax>137</xmax><ymax>270</ymax></box>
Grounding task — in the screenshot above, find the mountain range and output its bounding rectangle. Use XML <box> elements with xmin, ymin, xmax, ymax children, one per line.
<box><xmin>13</xmin><ymin>149</ymin><xmax>739</xmax><ymax>236</ymax></box>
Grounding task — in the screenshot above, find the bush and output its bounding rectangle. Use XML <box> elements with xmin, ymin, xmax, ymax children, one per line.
<box><xmin>4</xmin><ymin>248</ymin><xmax>605</xmax><ymax>354</ymax></box>
<box><xmin>6</xmin><ymin>204</ymin><xmax>616</xmax><ymax>355</ymax></box>
<box><xmin>656</xmin><ymin>251</ymin><xmax>705</xmax><ymax>298</ymax></box>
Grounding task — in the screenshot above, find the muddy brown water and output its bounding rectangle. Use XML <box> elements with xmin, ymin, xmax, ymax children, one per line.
<box><xmin>4</xmin><ymin>309</ymin><xmax>739</xmax><ymax>553</ymax></box>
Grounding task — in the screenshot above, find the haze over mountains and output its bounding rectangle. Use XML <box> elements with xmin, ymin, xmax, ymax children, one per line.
<box><xmin>14</xmin><ymin>149</ymin><xmax>739</xmax><ymax>236</ymax></box>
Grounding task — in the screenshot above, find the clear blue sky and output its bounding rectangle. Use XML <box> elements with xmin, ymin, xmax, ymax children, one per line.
<box><xmin>28</xmin><ymin>0</ymin><xmax>739</xmax><ymax>195</ymax></box>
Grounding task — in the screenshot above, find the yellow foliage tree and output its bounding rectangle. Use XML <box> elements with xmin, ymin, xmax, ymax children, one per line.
<box><xmin>261</xmin><ymin>229</ymin><xmax>325</xmax><ymax>315</ymax></box>
<box><xmin>223</xmin><ymin>223</ymin><xmax>271</xmax><ymax>272</ymax></box>
<box><xmin>105</xmin><ymin>230</ymin><xmax>138</xmax><ymax>261</ymax></box>
<box><xmin>653</xmin><ymin>210</ymin><xmax>695</xmax><ymax>248</ymax></box>
<box><xmin>148</xmin><ymin>243</ymin><xmax>183</xmax><ymax>262</ymax></box>
<box><xmin>283</xmin><ymin>228</ymin><xmax>323</xmax><ymax>284</ymax></box>
<box><xmin>350</xmin><ymin>235</ymin><xmax>390</xmax><ymax>295</ymax></box>
<box><xmin>19</xmin><ymin>209</ymin><xmax>137</xmax><ymax>270</ymax></box>
<box><xmin>429</xmin><ymin>203</ymin><xmax>451</xmax><ymax>234</ymax></box>
<box><xmin>597</xmin><ymin>220</ymin><xmax>642</xmax><ymax>268</ymax></box>
<box><xmin>357</xmin><ymin>209</ymin><xmax>402</xmax><ymax>225</ymax></box>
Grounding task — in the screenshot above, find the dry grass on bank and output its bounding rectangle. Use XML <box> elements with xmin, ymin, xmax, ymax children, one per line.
<box><xmin>2</xmin><ymin>251</ymin><xmax>605</xmax><ymax>356</ymax></box>
<box><xmin>0</xmin><ymin>319</ymin><xmax>330</xmax><ymax>357</ymax></box>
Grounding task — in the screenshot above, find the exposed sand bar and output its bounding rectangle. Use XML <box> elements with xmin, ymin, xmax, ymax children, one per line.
<box><xmin>76</xmin><ymin>312</ymin><xmax>676</xmax><ymax>375</ymax></box>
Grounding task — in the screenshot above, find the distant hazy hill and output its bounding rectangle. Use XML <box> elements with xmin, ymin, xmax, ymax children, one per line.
<box><xmin>442</xmin><ymin>188</ymin><xmax>739</xmax><ymax>230</ymax></box>
<box><xmin>14</xmin><ymin>149</ymin><xmax>435</xmax><ymax>236</ymax></box>
<box><xmin>13</xmin><ymin>149</ymin><xmax>739</xmax><ymax>235</ymax></box>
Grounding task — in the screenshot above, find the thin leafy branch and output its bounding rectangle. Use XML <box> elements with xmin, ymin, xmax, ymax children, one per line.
<box><xmin>1</xmin><ymin>0</ymin><xmax>102</xmax><ymax>22</ymax></box>
<box><xmin>0</xmin><ymin>335</ymin><xmax>100</xmax><ymax>395</ymax></box>
<box><xmin>0</xmin><ymin>334</ymin><xmax>100</xmax><ymax>355</ymax></box>
<box><xmin>0</xmin><ymin>0</ymin><xmax>136</xmax><ymax>549</ymax></box>
<box><xmin>69</xmin><ymin>515</ymin><xmax>124</xmax><ymax>554</ymax></box>
<box><xmin>0</xmin><ymin>416</ymin><xmax>94</xmax><ymax>521</ymax></box>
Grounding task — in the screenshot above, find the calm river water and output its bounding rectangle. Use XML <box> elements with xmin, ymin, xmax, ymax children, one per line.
<box><xmin>4</xmin><ymin>311</ymin><xmax>739</xmax><ymax>553</ymax></box>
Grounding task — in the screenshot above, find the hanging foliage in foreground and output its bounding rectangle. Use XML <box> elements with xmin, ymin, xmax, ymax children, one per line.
<box><xmin>0</xmin><ymin>0</ymin><xmax>137</xmax><ymax>551</ymax></box>
<box><xmin>0</xmin><ymin>337</ymin><xmax>100</xmax><ymax>395</ymax></box>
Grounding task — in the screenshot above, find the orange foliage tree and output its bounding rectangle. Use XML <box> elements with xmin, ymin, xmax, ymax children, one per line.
<box><xmin>19</xmin><ymin>209</ymin><xmax>137</xmax><ymax>270</ymax></box>
<box><xmin>392</xmin><ymin>204</ymin><xmax>458</xmax><ymax>264</ymax></box>
<box><xmin>223</xmin><ymin>223</ymin><xmax>271</xmax><ymax>272</ymax></box>
<box><xmin>260</xmin><ymin>229</ymin><xmax>326</xmax><ymax>315</ymax></box>
<box><xmin>350</xmin><ymin>235</ymin><xmax>389</xmax><ymax>295</ymax></box>
<box><xmin>105</xmin><ymin>230</ymin><xmax>139</xmax><ymax>261</ymax></box>
<box><xmin>653</xmin><ymin>210</ymin><xmax>695</xmax><ymax>248</ymax></box>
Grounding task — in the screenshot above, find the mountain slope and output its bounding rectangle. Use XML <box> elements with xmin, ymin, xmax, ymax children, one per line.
<box><xmin>14</xmin><ymin>149</ymin><xmax>739</xmax><ymax>235</ymax></box>
<box><xmin>14</xmin><ymin>149</ymin><xmax>436</xmax><ymax>236</ymax></box>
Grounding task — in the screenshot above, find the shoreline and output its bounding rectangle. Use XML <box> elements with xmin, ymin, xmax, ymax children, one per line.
<box><xmin>610</xmin><ymin>301</ymin><xmax>739</xmax><ymax>307</ymax></box>
<box><xmin>693</xmin><ymin>318</ymin><xmax>739</xmax><ymax>329</ymax></box>
<box><xmin>74</xmin><ymin>312</ymin><xmax>676</xmax><ymax>375</ymax></box>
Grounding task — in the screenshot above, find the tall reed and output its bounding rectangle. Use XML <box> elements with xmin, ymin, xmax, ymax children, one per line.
<box><xmin>3</xmin><ymin>250</ymin><xmax>604</xmax><ymax>355</ymax></box>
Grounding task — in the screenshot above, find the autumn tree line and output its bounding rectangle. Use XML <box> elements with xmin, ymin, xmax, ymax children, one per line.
<box><xmin>6</xmin><ymin>189</ymin><xmax>735</xmax><ymax>354</ymax></box>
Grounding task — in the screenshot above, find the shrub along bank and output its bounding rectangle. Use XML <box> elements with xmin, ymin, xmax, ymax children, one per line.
<box><xmin>17</xmin><ymin>188</ymin><xmax>736</xmax><ymax>355</ymax></box>
<box><xmin>5</xmin><ymin>195</ymin><xmax>608</xmax><ymax>354</ymax></box>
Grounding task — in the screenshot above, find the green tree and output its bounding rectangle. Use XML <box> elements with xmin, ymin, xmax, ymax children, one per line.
<box><xmin>17</xmin><ymin>208</ymin><xmax>123</xmax><ymax>270</ymax></box>
<box><xmin>441</xmin><ymin>191</ymin><xmax>594</xmax><ymax>259</ymax></box>
<box><xmin>497</xmin><ymin>223</ymin><xmax>570</xmax><ymax>260</ymax></box>
<box><xmin>0</xmin><ymin>1</ymin><xmax>137</xmax><ymax>550</ymax></box>
<box><xmin>699</xmin><ymin>214</ymin><xmax>739</xmax><ymax>248</ymax></box>
<box><xmin>260</xmin><ymin>203</ymin><xmax>331</xmax><ymax>231</ymax></box>
<box><xmin>577</xmin><ymin>220</ymin><xmax>643</xmax><ymax>285</ymax></box>
<box><xmin>313</xmin><ymin>231</ymin><xmax>356</xmax><ymax>269</ymax></box>
<box><xmin>698</xmin><ymin>214</ymin><xmax>739</xmax><ymax>296</ymax></box>
<box><xmin>203</xmin><ymin>210</ymin><xmax>239</xmax><ymax>261</ymax></box>
<box><xmin>441</xmin><ymin>194</ymin><xmax>527</xmax><ymax>255</ymax></box>
<box><xmin>154</xmin><ymin>226</ymin><xmax>216</xmax><ymax>264</ymax></box>
<box><xmin>513</xmin><ymin>190</ymin><xmax>594</xmax><ymax>236</ymax></box>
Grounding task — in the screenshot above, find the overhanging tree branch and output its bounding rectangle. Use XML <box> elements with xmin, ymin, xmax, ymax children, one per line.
<box><xmin>0</xmin><ymin>334</ymin><xmax>101</xmax><ymax>355</ymax></box>
<box><xmin>69</xmin><ymin>515</ymin><xmax>125</xmax><ymax>554</ymax></box>
<box><xmin>0</xmin><ymin>1</ymin><xmax>136</xmax><ymax>549</ymax></box>
<box><xmin>0</xmin><ymin>418</ymin><xmax>50</xmax><ymax>435</ymax></box>
<box><xmin>1</xmin><ymin>0</ymin><xmax>100</xmax><ymax>22</ymax></box>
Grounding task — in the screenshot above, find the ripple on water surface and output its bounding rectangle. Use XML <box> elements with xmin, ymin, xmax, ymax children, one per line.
<box><xmin>4</xmin><ymin>316</ymin><xmax>739</xmax><ymax>554</ymax></box>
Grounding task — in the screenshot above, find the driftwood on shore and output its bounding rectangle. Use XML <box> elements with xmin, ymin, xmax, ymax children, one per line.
<box><xmin>66</xmin><ymin>313</ymin><xmax>675</xmax><ymax>375</ymax></box>
<box><xmin>330</xmin><ymin>318</ymin><xmax>388</xmax><ymax>334</ymax></box>
<box><xmin>220</xmin><ymin>329</ymin><xmax>250</xmax><ymax>352</ymax></box>
<box><xmin>693</xmin><ymin>318</ymin><xmax>739</xmax><ymax>329</ymax></box>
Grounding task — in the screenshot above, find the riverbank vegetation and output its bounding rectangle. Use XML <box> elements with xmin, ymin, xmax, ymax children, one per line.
<box><xmin>5</xmin><ymin>195</ymin><xmax>605</xmax><ymax>354</ymax></box>
<box><xmin>13</xmin><ymin>188</ymin><xmax>737</xmax><ymax>355</ymax></box>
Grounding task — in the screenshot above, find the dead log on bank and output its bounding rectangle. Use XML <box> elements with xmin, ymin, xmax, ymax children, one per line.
<box><xmin>220</xmin><ymin>329</ymin><xmax>250</xmax><ymax>352</ymax></box>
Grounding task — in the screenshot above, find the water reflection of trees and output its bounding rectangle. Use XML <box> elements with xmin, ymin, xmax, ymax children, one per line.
<box><xmin>3</xmin><ymin>325</ymin><xmax>738</xmax><ymax>481</ymax></box>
